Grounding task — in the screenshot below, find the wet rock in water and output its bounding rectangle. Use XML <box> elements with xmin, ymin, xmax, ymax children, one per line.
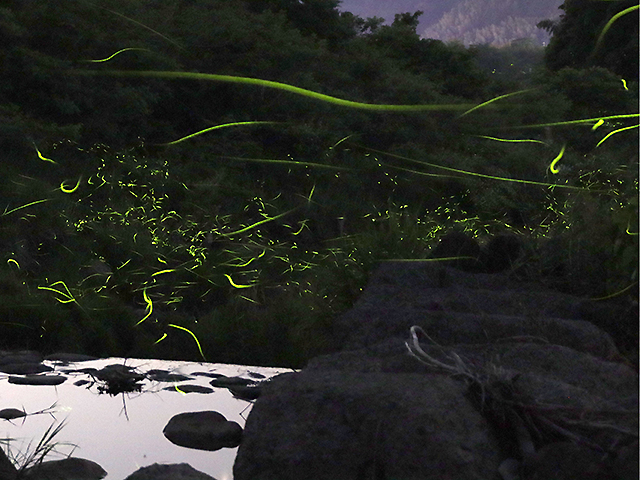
<box><xmin>0</xmin><ymin>363</ymin><xmax>53</xmax><ymax>374</ymax></box>
<box><xmin>163</xmin><ymin>384</ymin><xmax>214</xmax><ymax>394</ymax></box>
<box><xmin>91</xmin><ymin>364</ymin><xmax>145</xmax><ymax>394</ymax></box>
<box><xmin>124</xmin><ymin>463</ymin><xmax>217</xmax><ymax>480</ymax></box>
<box><xmin>8</xmin><ymin>374</ymin><xmax>66</xmax><ymax>386</ymax></box>
<box><xmin>164</xmin><ymin>411</ymin><xmax>243</xmax><ymax>451</ymax></box>
<box><xmin>228</xmin><ymin>384</ymin><xmax>262</xmax><ymax>400</ymax></box>
<box><xmin>146</xmin><ymin>369</ymin><xmax>192</xmax><ymax>382</ymax></box>
<box><xmin>0</xmin><ymin>408</ymin><xmax>27</xmax><ymax>420</ymax></box>
<box><xmin>20</xmin><ymin>457</ymin><xmax>106</xmax><ymax>480</ymax></box>
<box><xmin>0</xmin><ymin>350</ymin><xmax>43</xmax><ymax>366</ymax></box>
<box><xmin>45</xmin><ymin>353</ymin><xmax>98</xmax><ymax>363</ymax></box>
<box><xmin>209</xmin><ymin>375</ymin><xmax>252</xmax><ymax>388</ymax></box>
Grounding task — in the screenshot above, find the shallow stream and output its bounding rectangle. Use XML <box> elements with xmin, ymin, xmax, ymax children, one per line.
<box><xmin>0</xmin><ymin>357</ymin><xmax>294</xmax><ymax>480</ymax></box>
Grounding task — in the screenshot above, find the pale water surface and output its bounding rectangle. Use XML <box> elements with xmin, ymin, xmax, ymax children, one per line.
<box><xmin>0</xmin><ymin>357</ymin><xmax>294</xmax><ymax>480</ymax></box>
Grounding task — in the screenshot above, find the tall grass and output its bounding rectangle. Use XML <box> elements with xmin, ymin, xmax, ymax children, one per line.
<box><xmin>0</xmin><ymin>3</ymin><xmax>636</xmax><ymax>368</ymax></box>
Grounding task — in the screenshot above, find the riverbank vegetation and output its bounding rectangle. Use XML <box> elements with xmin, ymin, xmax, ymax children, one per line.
<box><xmin>0</xmin><ymin>0</ymin><xmax>637</xmax><ymax>367</ymax></box>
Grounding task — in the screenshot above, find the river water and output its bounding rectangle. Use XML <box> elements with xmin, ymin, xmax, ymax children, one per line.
<box><xmin>0</xmin><ymin>357</ymin><xmax>294</xmax><ymax>480</ymax></box>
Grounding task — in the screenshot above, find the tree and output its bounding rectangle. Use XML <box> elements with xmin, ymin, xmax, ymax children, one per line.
<box><xmin>541</xmin><ymin>0</ymin><xmax>639</xmax><ymax>81</ymax></box>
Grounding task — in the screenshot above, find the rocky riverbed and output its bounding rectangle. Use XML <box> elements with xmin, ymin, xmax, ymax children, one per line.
<box><xmin>0</xmin><ymin>354</ymin><xmax>292</xmax><ymax>479</ymax></box>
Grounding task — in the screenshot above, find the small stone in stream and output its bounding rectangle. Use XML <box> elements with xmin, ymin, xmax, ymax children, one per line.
<box><xmin>0</xmin><ymin>351</ymin><xmax>42</xmax><ymax>365</ymax></box>
<box><xmin>192</xmin><ymin>372</ymin><xmax>224</xmax><ymax>379</ymax></box>
<box><xmin>124</xmin><ymin>462</ymin><xmax>217</xmax><ymax>480</ymax></box>
<box><xmin>210</xmin><ymin>376</ymin><xmax>252</xmax><ymax>388</ymax></box>
<box><xmin>227</xmin><ymin>384</ymin><xmax>262</xmax><ymax>401</ymax></box>
<box><xmin>8</xmin><ymin>374</ymin><xmax>66</xmax><ymax>386</ymax></box>
<box><xmin>163</xmin><ymin>384</ymin><xmax>214</xmax><ymax>394</ymax></box>
<box><xmin>163</xmin><ymin>411</ymin><xmax>243</xmax><ymax>451</ymax></box>
<box><xmin>147</xmin><ymin>370</ymin><xmax>192</xmax><ymax>382</ymax></box>
<box><xmin>0</xmin><ymin>363</ymin><xmax>53</xmax><ymax>374</ymax></box>
<box><xmin>0</xmin><ymin>408</ymin><xmax>27</xmax><ymax>420</ymax></box>
<box><xmin>45</xmin><ymin>353</ymin><xmax>99</xmax><ymax>363</ymax></box>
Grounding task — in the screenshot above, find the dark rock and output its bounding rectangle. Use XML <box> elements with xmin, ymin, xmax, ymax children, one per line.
<box><xmin>0</xmin><ymin>351</ymin><xmax>43</xmax><ymax>365</ymax></box>
<box><xmin>146</xmin><ymin>370</ymin><xmax>192</xmax><ymax>382</ymax></box>
<box><xmin>0</xmin><ymin>363</ymin><xmax>53</xmax><ymax>374</ymax></box>
<box><xmin>233</xmin><ymin>260</ymin><xmax>638</xmax><ymax>480</ymax></box>
<box><xmin>92</xmin><ymin>364</ymin><xmax>143</xmax><ymax>382</ymax></box>
<box><xmin>163</xmin><ymin>384</ymin><xmax>214</xmax><ymax>394</ymax></box>
<box><xmin>0</xmin><ymin>446</ymin><xmax>17</xmax><ymax>480</ymax></box>
<box><xmin>163</xmin><ymin>411</ymin><xmax>243</xmax><ymax>451</ymax></box>
<box><xmin>192</xmin><ymin>372</ymin><xmax>225</xmax><ymax>379</ymax></box>
<box><xmin>8</xmin><ymin>374</ymin><xmax>66</xmax><ymax>386</ymax></box>
<box><xmin>0</xmin><ymin>408</ymin><xmax>27</xmax><ymax>420</ymax></box>
<box><xmin>613</xmin><ymin>440</ymin><xmax>639</xmax><ymax>480</ymax></box>
<box><xmin>227</xmin><ymin>384</ymin><xmax>262</xmax><ymax>400</ymax></box>
<box><xmin>210</xmin><ymin>375</ymin><xmax>252</xmax><ymax>388</ymax></box>
<box><xmin>20</xmin><ymin>457</ymin><xmax>106</xmax><ymax>480</ymax></box>
<box><xmin>124</xmin><ymin>463</ymin><xmax>217</xmax><ymax>480</ymax></box>
<box><xmin>45</xmin><ymin>353</ymin><xmax>98</xmax><ymax>363</ymax></box>
<box><xmin>428</xmin><ymin>231</ymin><xmax>481</xmax><ymax>272</ymax></box>
<box><xmin>92</xmin><ymin>364</ymin><xmax>145</xmax><ymax>394</ymax></box>
<box><xmin>234</xmin><ymin>370</ymin><xmax>502</xmax><ymax>480</ymax></box>
<box><xmin>479</xmin><ymin>234</ymin><xmax>522</xmax><ymax>273</ymax></box>
<box><xmin>521</xmin><ymin>442</ymin><xmax>610</xmax><ymax>480</ymax></box>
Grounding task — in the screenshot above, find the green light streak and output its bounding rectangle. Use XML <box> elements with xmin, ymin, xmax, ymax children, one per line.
<box><xmin>357</xmin><ymin>146</ymin><xmax>589</xmax><ymax>191</ymax></box>
<box><xmin>68</xmin><ymin>70</ymin><xmax>479</xmax><ymax>112</ymax></box>
<box><xmin>151</xmin><ymin>269</ymin><xmax>176</xmax><ymax>277</ymax></box>
<box><xmin>1</xmin><ymin>199</ymin><xmax>50</xmax><ymax>216</ymax></box>
<box><xmin>84</xmin><ymin>2</ymin><xmax>186</xmax><ymax>52</ymax></box>
<box><xmin>33</xmin><ymin>143</ymin><xmax>57</xmax><ymax>164</ymax></box>
<box><xmin>224</xmin><ymin>273</ymin><xmax>256</xmax><ymax>289</ymax></box>
<box><xmin>83</xmin><ymin>48</ymin><xmax>151</xmax><ymax>63</ymax></box>
<box><xmin>595</xmin><ymin>124</ymin><xmax>639</xmax><ymax>147</ymax></box>
<box><xmin>136</xmin><ymin>287</ymin><xmax>153</xmax><ymax>325</ymax></box>
<box><xmin>501</xmin><ymin>114</ymin><xmax>639</xmax><ymax>129</ymax></box>
<box><xmin>37</xmin><ymin>281</ymin><xmax>77</xmax><ymax>304</ymax></box>
<box><xmin>589</xmin><ymin>281</ymin><xmax>639</xmax><ymax>301</ymax></box>
<box><xmin>60</xmin><ymin>177</ymin><xmax>82</xmax><ymax>193</ymax></box>
<box><xmin>168</xmin><ymin>323</ymin><xmax>206</xmax><ymax>360</ymax></box>
<box><xmin>458</xmin><ymin>89</ymin><xmax>536</xmax><ymax>117</ymax></box>
<box><xmin>214</xmin><ymin>155</ymin><xmax>353</xmax><ymax>171</ymax></box>
<box><xmin>593</xmin><ymin>5</ymin><xmax>639</xmax><ymax>56</ymax></box>
<box><xmin>549</xmin><ymin>143</ymin><xmax>566</xmax><ymax>174</ymax></box>
<box><xmin>7</xmin><ymin>259</ymin><xmax>19</xmax><ymax>269</ymax></box>
<box><xmin>472</xmin><ymin>135</ymin><xmax>546</xmax><ymax>144</ymax></box>
<box><xmin>220</xmin><ymin>207</ymin><xmax>298</xmax><ymax>236</ymax></box>
<box><xmin>159</xmin><ymin>121</ymin><xmax>281</xmax><ymax>145</ymax></box>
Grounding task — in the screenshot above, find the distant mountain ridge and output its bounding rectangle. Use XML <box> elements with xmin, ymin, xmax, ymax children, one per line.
<box><xmin>338</xmin><ymin>0</ymin><xmax>563</xmax><ymax>46</ymax></box>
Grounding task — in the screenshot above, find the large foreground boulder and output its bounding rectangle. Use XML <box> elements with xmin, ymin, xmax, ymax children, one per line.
<box><xmin>235</xmin><ymin>369</ymin><xmax>503</xmax><ymax>480</ymax></box>
<box><xmin>234</xmin><ymin>261</ymin><xmax>638</xmax><ymax>480</ymax></box>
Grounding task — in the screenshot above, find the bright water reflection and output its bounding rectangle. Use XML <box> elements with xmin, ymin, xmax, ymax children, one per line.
<box><xmin>0</xmin><ymin>357</ymin><xmax>294</xmax><ymax>480</ymax></box>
